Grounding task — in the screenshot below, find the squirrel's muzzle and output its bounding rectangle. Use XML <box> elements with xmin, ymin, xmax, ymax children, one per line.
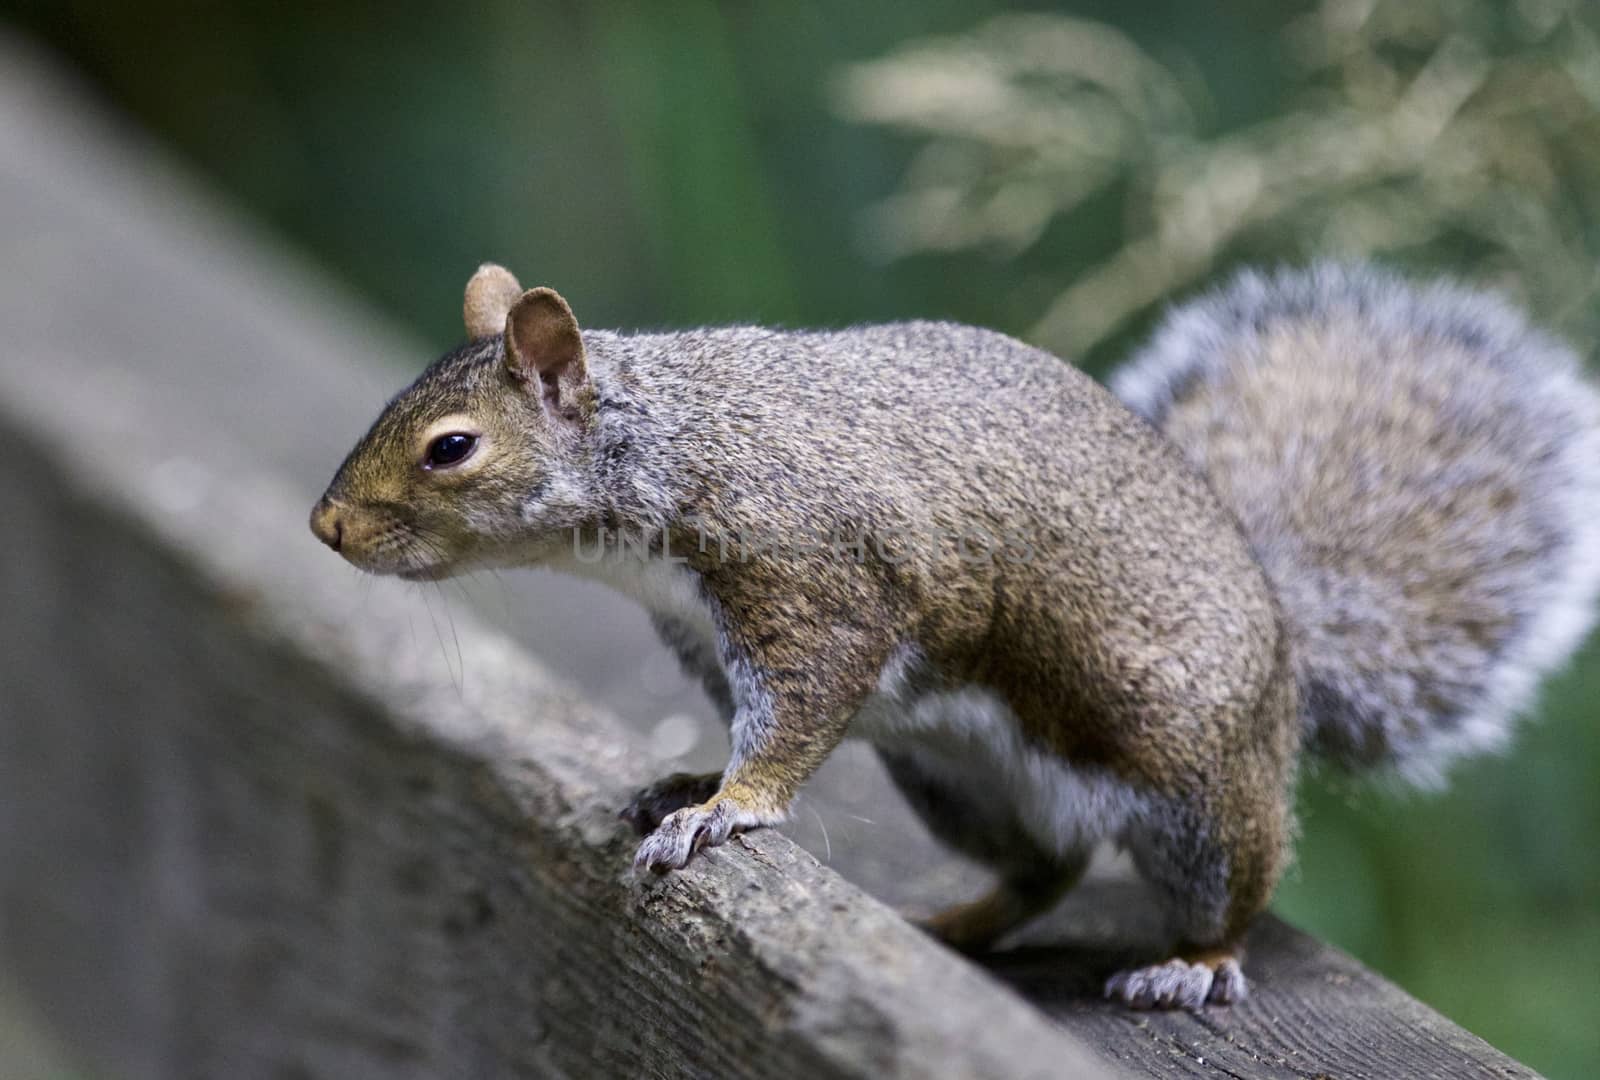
<box><xmin>309</xmin><ymin>497</ymin><xmax>344</xmax><ymax>552</ymax></box>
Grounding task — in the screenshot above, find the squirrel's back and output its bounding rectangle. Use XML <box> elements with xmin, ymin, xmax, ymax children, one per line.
<box><xmin>1113</xmin><ymin>264</ymin><xmax>1600</xmax><ymax>784</ymax></box>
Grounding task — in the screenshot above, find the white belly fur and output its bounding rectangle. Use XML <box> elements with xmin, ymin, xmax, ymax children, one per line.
<box><xmin>852</xmin><ymin>645</ymin><xmax>1146</xmax><ymax>858</ymax></box>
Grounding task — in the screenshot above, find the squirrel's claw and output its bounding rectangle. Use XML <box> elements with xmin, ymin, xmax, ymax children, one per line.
<box><xmin>1104</xmin><ymin>956</ymin><xmax>1246</xmax><ymax>1010</ymax></box>
<box><xmin>633</xmin><ymin>799</ymin><xmax>745</xmax><ymax>873</ymax></box>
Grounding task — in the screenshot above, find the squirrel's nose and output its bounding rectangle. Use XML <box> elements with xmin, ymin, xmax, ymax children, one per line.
<box><xmin>309</xmin><ymin>498</ymin><xmax>344</xmax><ymax>552</ymax></box>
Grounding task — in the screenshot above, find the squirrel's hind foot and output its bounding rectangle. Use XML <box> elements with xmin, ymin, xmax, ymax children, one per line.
<box><xmin>1104</xmin><ymin>950</ymin><xmax>1246</xmax><ymax>1010</ymax></box>
<box><xmin>914</xmin><ymin>892</ymin><xmax>1026</xmax><ymax>955</ymax></box>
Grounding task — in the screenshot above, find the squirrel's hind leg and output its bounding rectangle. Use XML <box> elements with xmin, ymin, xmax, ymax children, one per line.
<box><xmin>916</xmin><ymin>862</ymin><xmax>1087</xmax><ymax>954</ymax></box>
<box><xmin>1105</xmin><ymin>645</ymin><xmax>1297</xmax><ymax>1010</ymax></box>
<box><xmin>879</xmin><ymin>747</ymin><xmax>1089</xmax><ymax>953</ymax></box>
<box><xmin>1105</xmin><ymin>779</ymin><xmax>1290</xmax><ymax>1009</ymax></box>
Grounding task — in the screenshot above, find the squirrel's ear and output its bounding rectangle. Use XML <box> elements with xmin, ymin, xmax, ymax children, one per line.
<box><xmin>505</xmin><ymin>287</ymin><xmax>592</xmax><ymax>431</ymax></box>
<box><xmin>463</xmin><ymin>263</ymin><xmax>523</xmax><ymax>339</ymax></box>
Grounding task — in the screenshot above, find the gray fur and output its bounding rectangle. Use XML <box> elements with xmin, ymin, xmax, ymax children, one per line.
<box><xmin>1114</xmin><ymin>263</ymin><xmax>1600</xmax><ymax>785</ymax></box>
<box><xmin>317</xmin><ymin>260</ymin><xmax>1598</xmax><ymax>1009</ymax></box>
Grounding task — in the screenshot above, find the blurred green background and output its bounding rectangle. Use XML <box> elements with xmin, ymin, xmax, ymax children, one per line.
<box><xmin>5</xmin><ymin>1</ymin><xmax>1596</xmax><ymax>1075</ymax></box>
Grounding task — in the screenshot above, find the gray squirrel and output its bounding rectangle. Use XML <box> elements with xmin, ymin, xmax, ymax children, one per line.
<box><xmin>310</xmin><ymin>261</ymin><xmax>1600</xmax><ymax>1009</ymax></box>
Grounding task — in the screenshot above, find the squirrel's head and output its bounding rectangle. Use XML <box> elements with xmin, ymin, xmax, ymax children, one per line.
<box><xmin>310</xmin><ymin>264</ymin><xmax>600</xmax><ymax>579</ymax></box>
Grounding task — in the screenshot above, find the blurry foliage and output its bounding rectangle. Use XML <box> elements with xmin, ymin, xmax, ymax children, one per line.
<box><xmin>836</xmin><ymin>0</ymin><xmax>1600</xmax><ymax>360</ymax></box>
<box><xmin>3</xmin><ymin>2</ymin><xmax>1597</xmax><ymax>1075</ymax></box>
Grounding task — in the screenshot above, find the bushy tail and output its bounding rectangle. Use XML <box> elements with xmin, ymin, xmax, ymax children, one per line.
<box><xmin>1112</xmin><ymin>264</ymin><xmax>1600</xmax><ymax>785</ymax></box>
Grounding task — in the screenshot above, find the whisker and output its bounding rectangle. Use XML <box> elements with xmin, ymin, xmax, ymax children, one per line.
<box><xmin>417</xmin><ymin>583</ymin><xmax>463</xmax><ymax>697</ymax></box>
<box><xmin>807</xmin><ymin>803</ymin><xmax>832</xmax><ymax>863</ymax></box>
<box><xmin>433</xmin><ymin>579</ymin><xmax>466</xmax><ymax>698</ymax></box>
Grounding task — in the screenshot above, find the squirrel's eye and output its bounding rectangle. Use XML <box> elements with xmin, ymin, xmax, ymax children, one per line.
<box><xmin>424</xmin><ymin>433</ymin><xmax>477</xmax><ymax>469</ymax></box>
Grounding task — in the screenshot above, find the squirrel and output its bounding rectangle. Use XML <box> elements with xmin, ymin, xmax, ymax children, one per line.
<box><xmin>310</xmin><ymin>260</ymin><xmax>1600</xmax><ymax>1009</ymax></box>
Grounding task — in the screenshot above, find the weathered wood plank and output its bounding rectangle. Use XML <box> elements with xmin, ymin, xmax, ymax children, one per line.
<box><xmin>823</xmin><ymin>846</ymin><xmax>1539</xmax><ymax>1080</ymax></box>
<box><xmin>985</xmin><ymin>884</ymin><xmax>1539</xmax><ymax>1080</ymax></box>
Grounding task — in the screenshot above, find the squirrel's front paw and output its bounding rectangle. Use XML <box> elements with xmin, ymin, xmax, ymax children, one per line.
<box><xmin>632</xmin><ymin>793</ymin><xmax>777</xmax><ymax>873</ymax></box>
